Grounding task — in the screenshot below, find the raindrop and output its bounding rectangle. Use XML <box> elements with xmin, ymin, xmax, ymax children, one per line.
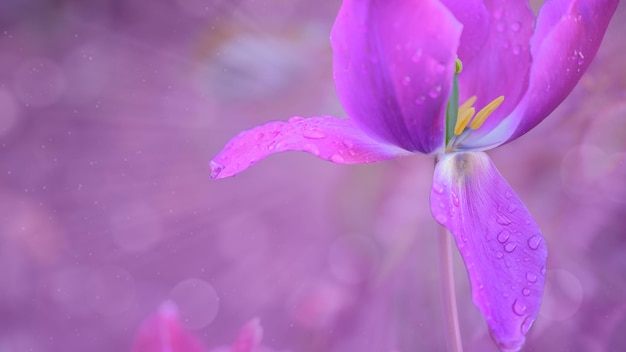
<box><xmin>540</xmin><ymin>267</ymin><xmax>546</xmax><ymax>276</ymax></box>
<box><xmin>507</xmin><ymin>203</ymin><xmax>518</xmax><ymax>213</ymax></box>
<box><xmin>302</xmin><ymin>143</ymin><xmax>320</xmax><ymax>156</ymax></box>
<box><xmin>415</xmin><ymin>96</ymin><xmax>426</xmax><ymax>105</ymax></box>
<box><xmin>435</xmin><ymin>214</ymin><xmax>448</xmax><ymax>224</ymax></box>
<box><xmin>512</xmin><ymin>45</ymin><xmax>521</xmax><ymax>56</ymax></box>
<box><xmin>255</xmin><ymin>132</ymin><xmax>265</xmax><ymax>140</ymax></box>
<box><xmin>493</xmin><ymin>9</ymin><xmax>504</xmax><ymax>19</ymax></box>
<box><xmin>497</xmin><ymin>230</ymin><xmax>511</xmax><ymax>243</ymax></box>
<box><xmin>496</xmin><ymin>23</ymin><xmax>506</xmax><ymax>33</ymax></box>
<box><xmin>433</xmin><ymin>182</ymin><xmax>444</xmax><ymax>195</ymax></box>
<box><xmin>527</xmin><ymin>235</ymin><xmax>542</xmax><ymax>250</ymax></box>
<box><xmin>451</xmin><ymin>191</ymin><xmax>459</xmax><ymax>207</ymax></box>
<box><xmin>435</xmin><ymin>64</ymin><xmax>445</xmax><ymax>74</ymax></box>
<box><xmin>303</xmin><ymin>128</ymin><xmax>326</xmax><ymax>139</ymax></box>
<box><xmin>289</xmin><ymin>116</ymin><xmax>304</xmax><ymax>123</ymax></box>
<box><xmin>428</xmin><ymin>85</ymin><xmax>442</xmax><ymax>99</ymax></box>
<box><xmin>497</xmin><ymin>215</ymin><xmax>512</xmax><ymax>225</ymax></box>
<box><xmin>402</xmin><ymin>76</ymin><xmax>411</xmax><ymax>86</ymax></box>
<box><xmin>521</xmin><ymin>316</ymin><xmax>534</xmax><ymax>334</ymax></box>
<box><xmin>330</xmin><ymin>154</ymin><xmax>345</xmax><ymax>163</ymax></box>
<box><xmin>496</xmin><ymin>252</ymin><xmax>504</xmax><ymax>259</ymax></box>
<box><xmin>504</xmin><ymin>242</ymin><xmax>517</xmax><ymax>253</ymax></box>
<box><xmin>522</xmin><ymin>287</ymin><xmax>531</xmax><ymax>296</ymax></box>
<box><xmin>342</xmin><ymin>139</ymin><xmax>354</xmax><ymax>149</ymax></box>
<box><xmin>209</xmin><ymin>161</ymin><xmax>224</xmax><ymax>178</ymax></box>
<box><xmin>510</xmin><ymin>21</ymin><xmax>521</xmax><ymax>32</ymax></box>
<box><xmin>526</xmin><ymin>272</ymin><xmax>538</xmax><ymax>283</ymax></box>
<box><xmin>505</xmin><ymin>190</ymin><xmax>513</xmax><ymax>199</ymax></box>
<box><xmin>502</xmin><ymin>40</ymin><xmax>511</xmax><ymax>49</ymax></box>
<box><xmin>512</xmin><ymin>299</ymin><xmax>527</xmax><ymax>316</ymax></box>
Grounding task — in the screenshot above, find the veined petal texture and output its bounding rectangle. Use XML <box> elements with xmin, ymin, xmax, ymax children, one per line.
<box><xmin>331</xmin><ymin>0</ymin><xmax>462</xmax><ymax>154</ymax></box>
<box><xmin>430</xmin><ymin>152</ymin><xmax>547</xmax><ymax>351</ymax></box>
<box><xmin>210</xmin><ymin>116</ymin><xmax>410</xmax><ymax>179</ymax></box>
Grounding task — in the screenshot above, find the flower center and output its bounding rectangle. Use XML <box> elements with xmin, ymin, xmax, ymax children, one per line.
<box><xmin>445</xmin><ymin>58</ymin><xmax>505</xmax><ymax>152</ymax></box>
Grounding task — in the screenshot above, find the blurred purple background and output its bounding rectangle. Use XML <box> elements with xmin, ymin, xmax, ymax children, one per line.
<box><xmin>0</xmin><ymin>0</ymin><xmax>625</xmax><ymax>351</ymax></box>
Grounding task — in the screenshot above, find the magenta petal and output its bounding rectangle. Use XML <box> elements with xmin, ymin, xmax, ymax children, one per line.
<box><xmin>132</xmin><ymin>302</ymin><xmax>206</xmax><ymax>352</ymax></box>
<box><xmin>210</xmin><ymin>116</ymin><xmax>410</xmax><ymax>179</ymax></box>
<box><xmin>430</xmin><ymin>152</ymin><xmax>547</xmax><ymax>350</ymax></box>
<box><xmin>503</xmin><ymin>0</ymin><xmax>618</xmax><ymax>144</ymax></box>
<box><xmin>440</xmin><ymin>0</ymin><xmax>490</xmax><ymax>61</ymax></box>
<box><xmin>231</xmin><ymin>318</ymin><xmax>263</xmax><ymax>352</ymax></box>
<box><xmin>331</xmin><ymin>0</ymin><xmax>462</xmax><ymax>154</ymax></box>
<box><xmin>457</xmin><ymin>0</ymin><xmax>535</xmax><ymax>145</ymax></box>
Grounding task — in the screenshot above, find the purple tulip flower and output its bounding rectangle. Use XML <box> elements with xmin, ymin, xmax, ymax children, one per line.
<box><xmin>209</xmin><ymin>0</ymin><xmax>617</xmax><ymax>350</ymax></box>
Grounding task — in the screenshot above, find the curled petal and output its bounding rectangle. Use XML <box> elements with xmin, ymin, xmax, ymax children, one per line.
<box><xmin>132</xmin><ymin>302</ymin><xmax>206</xmax><ymax>352</ymax></box>
<box><xmin>210</xmin><ymin>116</ymin><xmax>410</xmax><ymax>179</ymax></box>
<box><xmin>456</xmin><ymin>0</ymin><xmax>535</xmax><ymax>146</ymax></box>
<box><xmin>430</xmin><ymin>152</ymin><xmax>547</xmax><ymax>351</ymax></box>
<box><xmin>440</xmin><ymin>0</ymin><xmax>490</xmax><ymax>63</ymax></box>
<box><xmin>331</xmin><ymin>0</ymin><xmax>462</xmax><ymax>154</ymax></box>
<box><xmin>482</xmin><ymin>0</ymin><xmax>619</xmax><ymax>148</ymax></box>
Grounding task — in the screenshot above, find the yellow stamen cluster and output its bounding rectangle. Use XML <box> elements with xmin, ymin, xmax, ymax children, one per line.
<box><xmin>453</xmin><ymin>95</ymin><xmax>505</xmax><ymax>136</ymax></box>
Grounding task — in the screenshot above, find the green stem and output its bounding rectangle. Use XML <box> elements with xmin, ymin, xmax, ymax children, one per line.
<box><xmin>439</xmin><ymin>226</ymin><xmax>463</xmax><ymax>352</ymax></box>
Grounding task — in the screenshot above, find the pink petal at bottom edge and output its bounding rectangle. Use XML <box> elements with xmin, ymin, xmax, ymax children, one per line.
<box><xmin>131</xmin><ymin>301</ymin><xmax>206</xmax><ymax>352</ymax></box>
<box><xmin>430</xmin><ymin>152</ymin><xmax>547</xmax><ymax>351</ymax></box>
<box><xmin>210</xmin><ymin>116</ymin><xmax>411</xmax><ymax>179</ymax></box>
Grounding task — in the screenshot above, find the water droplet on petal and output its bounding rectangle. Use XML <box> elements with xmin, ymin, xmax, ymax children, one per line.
<box><xmin>302</xmin><ymin>143</ymin><xmax>320</xmax><ymax>156</ymax></box>
<box><xmin>527</xmin><ymin>235</ymin><xmax>542</xmax><ymax>250</ymax></box>
<box><xmin>512</xmin><ymin>299</ymin><xmax>527</xmax><ymax>316</ymax></box>
<box><xmin>415</xmin><ymin>96</ymin><xmax>426</xmax><ymax>105</ymax></box>
<box><xmin>402</xmin><ymin>76</ymin><xmax>411</xmax><ymax>86</ymax></box>
<box><xmin>496</xmin><ymin>252</ymin><xmax>504</xmax><ymax>259</ymax></box>
<box><xmin>428</xmin><ymin>85</ymin><xmax>442</xmax><ymax>99</ymax></box>
<box><xmin>507</xmin><ymin>203</ymin><xmax>518</xmax><ymax>213</ymax></box>
<box><xmin>435</xmin><ymin>63</ymin><xmax>445</xmax><ymax>74</ymax></box>
<box><xmin>521</xmin><ymin>316</ymin><xmax>534</xmax><ymax>334</ymax></box>
<box><xmin>497</xmin><ymin>215</ymin><xmax>512</xmax><ymax>225</ymax></box>
<box><xmin>255</xmin><ymin>132</ymin><xmax>265</xmax><ymax>140</ymax></box>
<box><xmin>435</xmin><ymin>214</ymin><xmax>448</xmax><ymax>224</ymax></box>
<box><xmin>510</xmin><ymin>21</ymin><xmax>521</xmax><ymax>32</ymax></box>
<box><xmin>329</xmin><ymin>154</ymin><xmax>345</xmax><ymax>163</ymax></box>
<box><xmin>451</xmin><ymin>191</ymin><xmax>460</xmax><ymax>207</ymax></box>
<box><xmin>522</xmin><ymin>287</ymin><xmax>531</xmax><ymax>296</ymax></box>
<box><xmin>433</xmin><ymin>182</ymin><xmax>444</xmax><ymax>195</ymax></box>
<box><xmin>512</xmin><ymin>45</ymin><xmax>521</xmax><ymax>56</ymax></box>
<box><xmin>504</xmin><ymin>242</ymin><xmax>517</xmax><ymax>253</ymax></box>
<box><xmin>209</xmin><ymin>161</ymin><xmax>224</xmax><ymax>178</ymax></box>
<box><xmin>342</xmin><ymin>139</ymin><xmax>354</xmax><ymax>149</ymax></box>
<box><xmin>289</xmin><ymin>116</ymin><xmax>304</xmax><ymax>123</ymax></box>
<box><xmin>303</xmin><ymin>128</ymin><xmax>326</xmax><ymax>139</ymax></box>
<box><xmin>411</xmin><ymin>49</ymin><xmax>423</xmax><ymax>62</ymax></box>
<box><xmin>505</xmin><ymin>190</ymin><xmax>513</xmax><ymax>199</ymax></box>
<box><xmin>496</xmin><ymin>23</ymin><xmax>506</xmax><ymax>33</ymax></box>
<box><xmin>526</xmin><ymin>272</ymin><xmax>538</xmax><ymax>283</ymax></box>
<box><xmin>497</xmin><ymin>230</ymin><xmax>511</xmax><ymax>243</ymax></box>
<box><xmin>493</xmin><ymin>9</ymin><xmax>503</xmax><ymax>19</ymax></box>
<box><xmin>541</xmin><ymin>267</ymin><xmax>546</xmax><ymax>276</ymax></box>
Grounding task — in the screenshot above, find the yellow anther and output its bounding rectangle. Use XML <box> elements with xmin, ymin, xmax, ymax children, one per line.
<box><xmin>458</xmin><ymin>96</ymin><xmax>477</xmax><ymax>114</ymax></box>
<box><xmin>454</xmin><ymin>107</ymin><xmax>475</xmax><ymax>135</ymax></box>
<box><xmin>470</xmin><ymin>96</ymin><xmax>505</xmax><ymax>130</ymax></box>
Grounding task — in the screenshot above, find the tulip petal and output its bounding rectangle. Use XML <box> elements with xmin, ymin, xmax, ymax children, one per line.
<box><xmin>483</xmin><ymin>0</ymin><xmax>619</xmax><ymax>148</ymax></box>
<box><xmin>231</xmin><ymin>318</ymin><xmax>263</xmax><ymax>352</ymax></box>
<box><xmin>440</xmin><ymin>0</ymin><xmax>491</xmax><ymax>61</ymax></box>
<box><xmin>331</xmin><ymin>0</ymin><xmax>462</xmax><ymax>154</ymax></box>
<box><xmin>430</xmin><ymin>152</ymin><xmax>547</xmax><ymax>351</ymax></box>
<box><xmin>132</xmin><ymin>302</ymin><xmax>206</xmax><ymax>352</ymax></box>
<box><xmin>210</xmin><ymin>116</ymin><xmax>411</xmax><ymax>179</ymax></box>
<box><xmin>456</xmin><ymin>0</ymin><xmax>535</xmax><ymax>144</ymax></box>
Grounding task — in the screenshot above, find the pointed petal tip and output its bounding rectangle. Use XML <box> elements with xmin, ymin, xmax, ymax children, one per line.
<box><xmin>209</xmin><ymin>160</ymin><xmax>225</xmax><ymax>179</ymax></box>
